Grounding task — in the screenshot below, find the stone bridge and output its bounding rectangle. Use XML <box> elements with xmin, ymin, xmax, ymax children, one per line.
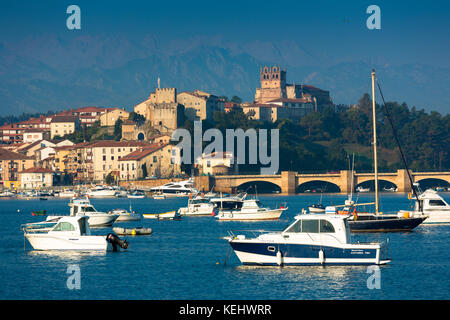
<box><xmin>194</xmin><ymin>170</ymin><xmax>450</xmax><ymax>194</ymax></box>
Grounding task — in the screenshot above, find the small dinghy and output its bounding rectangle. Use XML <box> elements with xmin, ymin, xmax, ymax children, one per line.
<box><xmin>142</xmin><ymin>211</ymin><xmax>180</xmax><ymax>220</ymax></box>
<box><xmin>113</xmin><ymin>227</ymin><xmax>152</xmax><ymax>236</ymax></box>
<box><xmin>32</xmin><ymin>210</ymin><xmax>47</xmax><ymax>216</ymax></box>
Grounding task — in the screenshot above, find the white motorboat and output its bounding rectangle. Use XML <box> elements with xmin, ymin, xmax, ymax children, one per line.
<box><xmin>127</xmin><ymin>190</ymin><xmax>146</xmax><ymax>199</ymax></box>
<box><xmin>22</xmin><ymin>216</ymin><xmax>128</xmax><ymax>251</ymax></box>
<box><xmin>402</xmin><ymin>189</ymin><xmax>450</xmax><ymax>224</ymax></box>
<box><xmin>225</xmin><ymin>214</ymin><xmax>391</xmax><ymax>266</ymax></box>
<box><xmin>0</xmin><ymin>190</ymin><xmax>15</xmax><ymax>198</ymax></box>
<box><xmin>356</xmin><ymin>186</ymin><xmax>370</xmax><ymax>193</ymax></box>
<box><xmin>178</xmin><ymin>196</ymin><xmax>215</xmax><ymax>216</ymax></box>
<box><xmin>46</xmin><ymin>197</ymin><xmax>119</xmax><ymax>227</ymax></box>
<box><xmin>152</xmin><ymin>192</ymin><xmax>166</xmax><ymax>200</ymax></box>
<box><xmin>86</xmin><ymin>186</ymin><xmax>116</xmax><ymax>197</ymax></box>
<box><xmin>58</xmin><ymin>189</ymin><xmax>77</xmax><ymax>198</ymax></box>
<box><xmin>142</xmin><ymin>211</ymin><xmax>180</xmax><ymax>220</ymax></box>
<box><xmin>216</xmin><ymin>198</ymin><xmax>287</xmax><ymax>221</ymax></box>
<box><xmin>109</xmin><ymin>208</ymin><xmax>142</xmax><ymax>222</ymax></box>
<box><xmin>149</xmin><ymin>179</ymin><xmax>198</xmax><ymax>197</ymax></box>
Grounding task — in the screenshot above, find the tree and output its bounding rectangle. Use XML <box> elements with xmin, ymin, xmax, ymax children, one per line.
<box><xmin>105</xmin><ymin>173</ymin><xmax>115</xmax><ymax>185</ymax></box>
<box><xmin>231</xmin><ymin>96</ymin><xmax>242</xmax><ymax>104</ymax></box>
<box><xmin>128</xmin><ymin>112</ymin><xmax>146</xmax><ymax>126</ymax></box>
<box><xmin>114</xmin><ymin>118</ymin><xmax>123</xmax><ymax>141</ymax></box>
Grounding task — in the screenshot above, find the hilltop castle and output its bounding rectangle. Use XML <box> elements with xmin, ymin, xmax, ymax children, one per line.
<box><xmin>254</xmin><ymin>66</ymin><xmax>333</xmax><ymax>111</ymax></box>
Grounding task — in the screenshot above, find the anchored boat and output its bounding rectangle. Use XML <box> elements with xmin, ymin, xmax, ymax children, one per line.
<box><xmin>178</xmin><ymin>195</ymin><xmax>215</xmax><ymax>216</ymax></box>
<box><xmin>142</xmin><ymin>211</ymin><xmax>180</xmax><ymax>220</ymax></box>
<box><xmin>216</xmin><ymin>198</ymin><xmax>287</xmax><ymax>221</ymax></box>
<box><xmin>225</xmin><ymin>214</ymin><xmax>391</xmax><ymax>266</ymax></box>
<box><xmin>22</xmin><ymin>216</ymin><xmax>128</xmax><ymax>251</ymax></box>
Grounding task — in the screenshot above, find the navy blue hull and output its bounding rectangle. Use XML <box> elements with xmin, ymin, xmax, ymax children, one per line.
<box><xmin>349</xmin><ymin>216</ymin><xmax>426</xmax><ymax>232</ymax></box>
<box><xmin>230</xmin><ymin>241</ymin><xmax>379</xmax><ymax>265</ymax></box>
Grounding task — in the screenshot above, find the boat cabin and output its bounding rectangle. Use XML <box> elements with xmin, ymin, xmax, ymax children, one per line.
<box><xmin>24</xmin><ymin>216</ymin><xmax>91</xmax><ymax>236</ymax></box>
<box><xmin>281</xmin><ymin>214</ymin><xmax>352</xmax><ymax>244</ymax></box>
<box><xmin>415</xmin><ymin>189</ymin><xmax>450</xmax><ymax>212</ymax></box>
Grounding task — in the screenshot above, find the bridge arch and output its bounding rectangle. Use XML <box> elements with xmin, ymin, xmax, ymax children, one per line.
<box><xmin>236</xmin><ymin>181</ymin><xmax>281</xmax><ymax>194</ymax></box>
<box><xmin>297</xmin><ymin>180</ymin><xmax>341</xmax><ymax>193</ymax></box>
<box><xmin>355</xmin><ymin>179</ymin><xmax>398</xmax><ymax>192</ymax></box>
<box><xmin>415</xmin><ymin>178</ymin><xmax>450</xmax><ymax>190</ymax></box>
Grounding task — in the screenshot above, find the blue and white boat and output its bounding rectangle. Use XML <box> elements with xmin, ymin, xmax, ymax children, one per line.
<box><xmin>225</xmin><ymin>214</ymin><xmax>391</xmax><ymax>266</ymax></box>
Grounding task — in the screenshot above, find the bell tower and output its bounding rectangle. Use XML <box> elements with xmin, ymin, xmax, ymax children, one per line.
<box><xmin>260</xmin><ymin>65</ymin><xmax>286</xmax><ymax>89</ymax></box>
<box><xmin>255</xmin><ymin>65</ymin><xmax>287</xmax><ymax>103</ymax></box>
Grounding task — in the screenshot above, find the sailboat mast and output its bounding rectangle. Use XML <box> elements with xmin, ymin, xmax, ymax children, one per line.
<box><xmin>371</xmin><ymin>69</ymin><xmax>379</xmax><ymax>214</ymax></box>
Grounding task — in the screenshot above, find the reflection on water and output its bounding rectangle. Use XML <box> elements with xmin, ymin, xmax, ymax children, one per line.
<box><xmin>27</xmin><ymin>250</ymin><xmax>107</xmax><ymax>261</ymax></box>
<box><xmin>0</xmin><ymin>194</ymin><xmax>449</xmax><ymax>299</ymax></box>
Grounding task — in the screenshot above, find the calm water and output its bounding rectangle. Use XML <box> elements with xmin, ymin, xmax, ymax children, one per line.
<box><xmin>0</xmin><ymin>193</ymin><xmax>449</xmax><ymax>300</ymax></box>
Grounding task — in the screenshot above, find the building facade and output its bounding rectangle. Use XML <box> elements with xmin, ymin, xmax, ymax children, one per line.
<box><xmin>19</xmin><ymin>167</ymin><xmax>54</xmax><ymax>190</ymax></box>
<box><xmin>0</xmin><ymin>148</ymin><xmax>34</xmax><ymax>189</ymax></box>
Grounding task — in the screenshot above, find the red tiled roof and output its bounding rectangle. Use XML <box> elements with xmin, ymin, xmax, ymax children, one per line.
<box><xmin>0</xmin><ymin>148</ymin><xmax>33</xmax><ymax>160</ymax></box>
<box><xmin>119</xmin><ymin>143</ymin><xmax>168</xmax><ymax>161</ymax></box>
<box><xmin>19</xmin><ymin>167</ymin><xmax>54</xmax><ymax>174</ymax></box>
<box><xmin>50</xmin><ymin>115</ymin><xmax>78</xmax><ymax>123</ymax></box>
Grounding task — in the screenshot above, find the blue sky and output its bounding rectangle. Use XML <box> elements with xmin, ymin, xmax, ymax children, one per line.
<box><xmin>1</xmin><ymin>0</ymin><xmax>449</xmax><ymax>67</ymax></box>
<box><xmin>0</xmin><ymin>1</ymin><xmax>449</xmax><ymax>114</ymax></box>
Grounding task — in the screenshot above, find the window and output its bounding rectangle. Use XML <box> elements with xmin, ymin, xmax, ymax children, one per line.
<box><xmin>301</xmin><ymin>219</ymin><xmax>319</xmax><ymax>233</ymax></box>
<box><xmin>103</xmin><ymin>155</ymin><xmax>106</xmax><ymax>161</ymax></box>
<box><xmin>153</xmin><ymin>156</ymin><xmax>157</xmax><ymax>163</ymax></box>
<box><xmin>53</xmin><ymin>222</ymin><xmax>75</xmax><ymax>232</ymax></box>
<box><xmin>111</xmin><ymin>156</ymin><xmax>114</xmax><ymax>160</ymax></box>
<box><xmin>319</xmin><ymin>220</ymin><xmax>335</xmax><ymax>233</ymax></box>
<box><xmin>429</xmin><ymin>200</ymin><xmax>446</xmax><ymax>206</ymax></box>
<box><xmin>285</xmin><ymin>220</ymin><xmax>301</xmax><ymax>233</ymax></box>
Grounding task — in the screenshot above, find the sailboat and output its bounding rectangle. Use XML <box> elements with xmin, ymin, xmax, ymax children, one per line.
<box><xmin>336</xmin><ymin>70</ymin><xmax>427</xmax><ymax>232</ymax></box>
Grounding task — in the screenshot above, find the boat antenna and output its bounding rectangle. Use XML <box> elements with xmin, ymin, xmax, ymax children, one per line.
<box><xmin>374</xmin><ymin>73</ymin><xmax>421</xmax><ymax>210</ymax></box>
<box><xmin>371</xmin><ymin>70</ymin><xmax>380</xmax><ymax>214</ymax></box>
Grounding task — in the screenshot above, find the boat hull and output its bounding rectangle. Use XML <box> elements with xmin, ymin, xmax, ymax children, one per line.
<box><xmin>25</xmin><ymin>234</ymin><xmax>109</xmax><ymax>251</ymax></box>
<box><xmin>229</xmin><ymin>241</ymin><xmax>389</xmax><ymax>266</ymax></box>
<box><xmin>143</xmin><ymin>211</ymin><xmax>180</xmax><ymax>220</ymax></box>
<box><xmin>217</xmin><ymin>209</ymin><xmax>284</xmax><ymax>221</ymax></box>
<box><xmin>115</xmin><ymin>214</ymin><xmax>141</xmax><ymax>222</ymax></box>
<box><xmin>349</xmin><ymin>215</ymin><xmax>427</xmax><ymax>232</ymax></box>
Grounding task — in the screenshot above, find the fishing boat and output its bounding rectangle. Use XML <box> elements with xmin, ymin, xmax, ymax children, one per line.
<box><xmin>149</xmin><ymin>179</ymin><xmax>198</xmax><ymax>197</ymax></box>
<box><xmin>224</xmin><ymin>214</ymin><xmax>390</xmax><ymax>266</ymax></box>
<box><xmin>209</xmin><ymin>192</ymin><xmax>247</xmax><ymax>211</ymax></box>
<box><xmin>142</xmin><ymin>211</ymin><xmax>180</xmax><ymax>220</ymax></box>
<box><xmin>401</xmin><ymin>189</ymin><xmax>450</xmax><ymax>224</ymax></box>
<box><xmin>109</xmin><ymin>207</ymin><xmax>142</xmax><ymax>222</ymax></box>
<box><xmin>113</xmin><ymin>227</ymin><xmax>152</xmax><ymax>236</ymax></box>
<box><xmin>22</xmin><ymin>216</ymin><xmax>129</xmax><ymax>251</ymax></box>
<box><xmin>339</xmin><ymin>70</ymin><xmax>427</xmax><ymax>232</ymax></box>
<box><xmin>216</xmin><ymin>198</ymin><xmax>287</xmax><ymax>221</ymax></box>
<box><xmin>178</xmin><ymin>195</ymin><xmax>215</xmax><ymax>216</ymax></box>
<box><xmin>127</xmin><ymin>190</ymin><xmax>146</xmax><ymax>199</ymax></box>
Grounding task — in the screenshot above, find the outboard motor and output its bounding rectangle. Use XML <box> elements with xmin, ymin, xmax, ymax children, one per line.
<box><xmin>106</xmin><ymin>233</ymin><xmax>129</xmax><ymax>252</ymax></box>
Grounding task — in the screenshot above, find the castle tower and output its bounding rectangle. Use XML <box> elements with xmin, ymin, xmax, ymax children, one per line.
<box><xmin>260</xmin><ymin>65</ymin><xmax>286</xmax><ymax>89</ymax></box>
<box><xmin>255</xmin><ymin>65</ymin><xmax>287</xmax><ymax>103</ymax></box>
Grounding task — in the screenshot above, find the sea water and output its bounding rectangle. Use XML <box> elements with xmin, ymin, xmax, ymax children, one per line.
<box><xmin>0</xmin><ymin>193</ymin><xmax>448</xmax><ymax>300</ymax></box>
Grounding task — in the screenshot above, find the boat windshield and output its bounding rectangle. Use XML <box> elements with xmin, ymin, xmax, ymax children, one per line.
<box><xmin>81</xmin><ymin>206</ymin><xmax>97</xmax><ymax>212</ymax></box>
<box><xmin>284</xmin><ymin>219</ymin><xmax>335</xmax><ymax>234</ymax></box>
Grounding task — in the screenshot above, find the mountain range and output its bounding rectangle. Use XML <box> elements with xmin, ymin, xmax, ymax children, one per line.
<box><xmin>0</xmin><ymin>34</ymin><xmax>449</xmax><ymax>115</ymax></box>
